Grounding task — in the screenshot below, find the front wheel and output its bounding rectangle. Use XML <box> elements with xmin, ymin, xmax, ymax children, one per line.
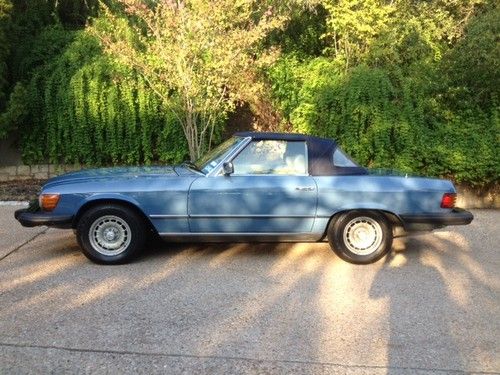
<box><xmin>76</xmin><ymin>204</ymin><xmax>146</xmax><ymax>264</ymax></box>
<box><xmin>327</xmin><ymin>211</ymin><xmax>392</xmax><ymax>264</ymax></box>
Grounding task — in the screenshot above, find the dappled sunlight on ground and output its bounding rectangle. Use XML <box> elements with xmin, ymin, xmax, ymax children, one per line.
<box><xmin>1</xmin><ymin>284</ymin><xmax>74</xmax><ymax>318</ymax></box>
<box><xmin>316</xmin><ymin>256</ymin><xmax>390</xmax><ymax>366</ymax></box>
<box><xmin>64</xmin><ymin>276</ymin><xmax>128</xmax><ymax>310</ymax></box>
<box><xmin>269</xmin><ymin>242</ymin><xmax>328</xmax><ymax>276</ymax></box>
<box><xmin>0</xmin><ymin>253</ymin><xmax>77</xmax><ymax>291</ymax></box>
<box><xmin>0</xmin><ymin>210</ymin><xmax>498</xmax><ymax>372</ymax></box>
<box><xmin>133</xmin><ymin>247</ymin><xmax>203</xmax><ymax>290</ymax></box>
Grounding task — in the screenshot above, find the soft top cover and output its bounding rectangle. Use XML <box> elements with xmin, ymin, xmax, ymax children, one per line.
<box><xmin>235</xmin><ymin>132</ymin><xmax>367</xmax><ymax>176</ymax></box>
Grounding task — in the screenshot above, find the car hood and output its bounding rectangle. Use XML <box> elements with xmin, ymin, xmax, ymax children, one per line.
<box><xmin>44</xmin><ymin>165</ymin><xmax>181</xmax><ymax>189</ymax></box>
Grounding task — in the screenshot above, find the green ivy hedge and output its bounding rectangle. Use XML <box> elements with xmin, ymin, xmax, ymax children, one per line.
<box><xmin>268</xmin><ymin>56</ymin><xmax>499</xmax><ymax>186</ymax></box>
<box><xmin>1</xmin><ymin>26</ymin><xmax>498</xmax><ymax>187</ymax></box>
<box><xmin>4</xmin><ymin>26</ymin><xmax>188</xmax><ymax>166</ymax></box>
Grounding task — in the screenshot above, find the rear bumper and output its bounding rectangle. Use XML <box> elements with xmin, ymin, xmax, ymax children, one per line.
<box><xmin>15</xmin><ymin>208</ymin><xmax>73</xmax><ymax>228</ymax></box>
<box><xmin>400</xmin><ymin>208</ymin><xmax>473</xmax><ymax>230</ymax></box>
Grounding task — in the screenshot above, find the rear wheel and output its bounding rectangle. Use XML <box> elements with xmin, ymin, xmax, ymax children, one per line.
<box><xmin>327</xmin><ymin>210</ymin><xmax>392</xmax><ymax>264</ymax></box>
<box><xmin>76</xmin><ymin>204</ymin><xmax>146</xmax><ymax>264</ymax></box>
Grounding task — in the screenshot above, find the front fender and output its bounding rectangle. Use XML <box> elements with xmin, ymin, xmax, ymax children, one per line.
<box><xmin>75</xmin><ymin>193</ymin><xmax>144</xmax><ymax>213</ymax></box>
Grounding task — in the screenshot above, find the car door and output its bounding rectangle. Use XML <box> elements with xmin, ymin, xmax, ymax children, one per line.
<box><xmin>188</xmin><ymin>139</ymin><xmax>318</xmax><ymax>233</ymax></box>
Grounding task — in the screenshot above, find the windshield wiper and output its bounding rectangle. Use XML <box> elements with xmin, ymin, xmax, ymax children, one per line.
<box><xmin>181</xmin><ymin>160</ymin><xmax>202</xmax><ymax>172</ymax></box>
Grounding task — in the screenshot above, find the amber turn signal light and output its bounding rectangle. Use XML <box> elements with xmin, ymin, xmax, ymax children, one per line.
<box><xmin>39</xmin><ymin>194</ymin><xmax>60</xmax><ymax>212</ymax></box>
<box><xmin>440</xmin><ymin>193</ymin><xmax>456</xmax><ymax>209</ymax></box>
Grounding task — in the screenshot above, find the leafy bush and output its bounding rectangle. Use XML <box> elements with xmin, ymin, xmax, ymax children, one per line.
<box><xmin>0</xmin><ymin>0</ymin><xmax>497</xmax><ymax>188</ymax></box>
<box><xmin>2</xmin><ymin>26</ymin><xmax>188</xmax><ymax>165</ymax></box>
<box><xmin>0</xmin><ymin>0</ymin><xmax>12</xmax><ymax>107</ymax></box>
<box><xmin>268</xmin><ymin>56</ymin><xmax>499</xmax><ymax>185</ymax></box>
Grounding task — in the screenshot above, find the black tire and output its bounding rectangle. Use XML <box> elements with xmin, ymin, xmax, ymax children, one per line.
<box><xmin>76</xmin><ymin>204</ymin><xmax>146</xmax><ymax>264</ymax></box>
<box><xmin>327</xmin><ymin>210</ymin><xmax>392</xmax><ymax>264</ymax></box>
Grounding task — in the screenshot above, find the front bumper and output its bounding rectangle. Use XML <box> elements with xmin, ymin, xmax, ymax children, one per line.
<box><xmin>14</xmin><ymin>208</ymin><xmax>73</xmax><ymax>228</ymax></box>
<box><xmin>400</xmin><ymin>208</ymin><xmax>473</xmax><ymax>231</ymax></box>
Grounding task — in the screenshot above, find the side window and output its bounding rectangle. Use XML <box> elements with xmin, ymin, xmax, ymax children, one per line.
<box><xmin>232</xmin><ymin>140</ymin><xmax>307</xmax><ymax>175</ymax></box>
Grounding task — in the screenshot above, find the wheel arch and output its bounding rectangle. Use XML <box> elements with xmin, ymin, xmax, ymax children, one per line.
<box><xmin>72</xmin><ymin>197</ymin><xmax>157</xmax><ymax>234</ymax></box>
<box><xmin>321</xmin><ymin>208</ymin><xmax>404</xmax><ymax>240</ymax></box>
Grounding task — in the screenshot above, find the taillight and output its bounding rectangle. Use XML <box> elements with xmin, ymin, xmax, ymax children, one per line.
<box><xmin>39</xmin><ymin>194</ymin><xmax>60</xmax><ymax>211</ymax></box>
<box><xmin>441</xmin><ymin>193</ymin><xmax>456</xmax><ymax>209</ymax></box>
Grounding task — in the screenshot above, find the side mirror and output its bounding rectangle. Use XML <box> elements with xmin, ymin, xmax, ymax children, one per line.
<box><xmin>222</xmin><ymin>162</ymin><xmax>234</xmax><ymax>175</ymax></box>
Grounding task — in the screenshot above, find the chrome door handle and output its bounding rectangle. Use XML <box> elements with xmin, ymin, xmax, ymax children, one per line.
<box><xmin>295</xmin><ymin>186</ymin><xmax>315</xmax><ymax>191</ymax></box>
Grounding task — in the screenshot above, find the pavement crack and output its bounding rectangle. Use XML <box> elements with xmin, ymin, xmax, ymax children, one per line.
<box><xmin>0</xmin><ymin>342</ymin><xmax>498</xmax><ymax>374</ymax></box>
<box><xmin>0</xmin><ymin>228</ymin><xmax>48</xmax><ymax>262</ymax></box>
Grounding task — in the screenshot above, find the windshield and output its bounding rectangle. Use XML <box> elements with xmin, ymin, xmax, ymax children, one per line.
<box><xmin>195</xmin><ymin>136</ymin><xmax>245</xmax><ymax>174</ymax></box>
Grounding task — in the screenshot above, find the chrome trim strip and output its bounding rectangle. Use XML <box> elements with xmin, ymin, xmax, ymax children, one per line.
<box><xmin>217</xmin><ymin>174</ymin><xmax>311</xmax><ymax>177</ymax></box>
<box><xmin>150</xmin><ymin>214</ymin><xmax>322</xmax><ymax>219</ymax></box>
<box><xmin>159</xmin><ymin>232</ymin><xmax>318</xmax><ymax>236</ymax></box>
<box><xmin>149</xmin><ymin>214</ymin><xmax>189</xmax><ymax>219</ymax></box>
<box><xmin>189</xmin><ymin>214</ymin><xmax>316</xmax><ymax>218</ymax></box>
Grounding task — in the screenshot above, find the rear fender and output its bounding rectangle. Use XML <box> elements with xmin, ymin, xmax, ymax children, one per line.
<box><xmin>316</xmin><ymin>207</ymin><xmax>404</xmax><ymax>240</ymax></box>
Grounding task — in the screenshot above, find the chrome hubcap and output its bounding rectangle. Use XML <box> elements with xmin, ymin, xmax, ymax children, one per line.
<box><xmin>89</xmin><ymin>215</ymin><xmax>131</xmax><ymax>256</ymax></box>
<box><xmin>343</xmin><ymin>216</ymin><xmax>383</xmax><ymax>255</ymax></box>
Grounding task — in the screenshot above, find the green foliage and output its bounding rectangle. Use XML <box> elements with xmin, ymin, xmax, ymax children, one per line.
<box><xmin>0</xmin><ymin>0</ymin><xmax>12</xmax><ymax>108</ymax></box>
<box><xmin>12</xmin><ymin>24</ymin><xmax>76</xmax><ymax>83</ymax></box>
<box><xmin>443</xmin><ymin>5</ymin><xmax>500</xmax><ymax>110</ymax></box>
<box><xmin>0</xmin><ymin>0</ymin><xmax>497</xmax><ymax>187</ymax></box>
<box><xmin>268</xmin><ymin>56</ymin><xmax>499</xmax><ymax>185</ymax></box>
<box><xmin>94</xmin><ymin>0</ymin><xmax>287</xmax><ymax>160</ymax></box>
<box><xmin>8</xmin><ymin>0</ymin><xmax>101</xmax><ymax>83</ymax></box>
<box><xmin>264</xmin><ymin>0</ymin><xmax>499</xmax><ymax>186</ymax></box>
<box><xmin>0</xmin><ymin>82</ymin><xmax>27</xmax><ymax>138</ymax></box>
<box><xmin>5</xmin><ymin>27</ymin><xmax>188</xmax><ymax>165</ymax></box>
<box><xmin>428</xmin><ymin>110</ymin><xmax>500</xmax><ymax>185</ymax></box>
<box><xmin>322</xmin><ymin>0</ymin><xmax>395</xmax><ymax>68</ymax></box>
<box><xmin>267</xmin><ymin>4</ymin><xmax>327</xmax><ymax>58</ymax></box>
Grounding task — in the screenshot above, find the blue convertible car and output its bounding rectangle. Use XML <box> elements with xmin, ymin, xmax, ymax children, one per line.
<box><xmin>15</xmin><ymin>132</ymin><xmax>473</xmax><ymax>264</ymax></box>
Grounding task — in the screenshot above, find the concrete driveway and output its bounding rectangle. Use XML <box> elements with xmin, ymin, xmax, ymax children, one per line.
<box><xmin>0</xmin><ymin>205</ymin><xmax>498</xmax><ymax>374</ymax></box>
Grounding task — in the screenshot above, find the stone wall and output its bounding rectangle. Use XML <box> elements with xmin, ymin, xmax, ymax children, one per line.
<box><xmin>0</xmin><ymin>164</ymin><xmax>80</xmax><ymax>181</ymax></box>
<box><xmin>455</xmin><ymin>184</ymin><xmax>499</xmax><ymax>209</ymax></box>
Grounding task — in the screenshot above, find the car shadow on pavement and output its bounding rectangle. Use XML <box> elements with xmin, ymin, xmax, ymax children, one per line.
<box><xmin>139</xmin><ymin>239</ymin><xmax>323</xmax><ymax>261</ymax></box>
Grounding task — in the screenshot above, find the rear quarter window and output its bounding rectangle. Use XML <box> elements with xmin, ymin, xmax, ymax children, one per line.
<box><xmin>333</xmin><ymin>148</ymin><xmax>358</xmax><ymax>167</ymax></box>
